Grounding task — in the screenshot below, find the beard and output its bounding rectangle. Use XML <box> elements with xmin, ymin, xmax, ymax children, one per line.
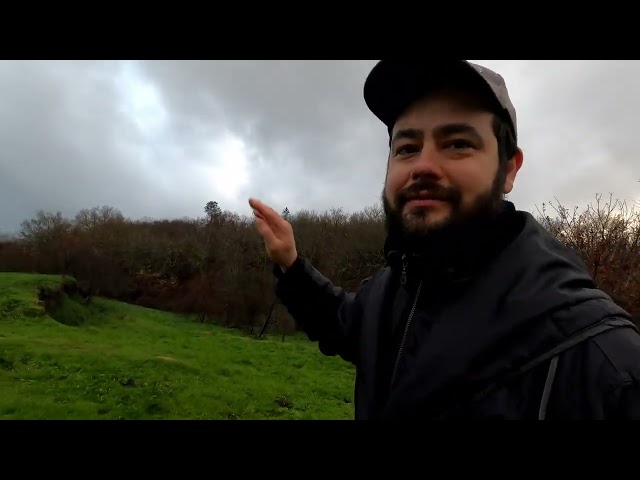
<box><xmin>382</xmin><ymin>165</ymin><xmax>507</xmax><ymax>256</ymax></box>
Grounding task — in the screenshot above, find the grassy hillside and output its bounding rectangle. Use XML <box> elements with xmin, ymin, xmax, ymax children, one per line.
<box><xmin>0</xmin><ymin>272</ymin><xmax>355</xmax><ymax>419</ymax></box>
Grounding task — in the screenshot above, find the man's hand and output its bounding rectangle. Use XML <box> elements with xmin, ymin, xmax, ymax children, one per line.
<box><xmin>249</xmin><ymin>198</ymin><xmax>298</xmax><ymax>269</ymax></box>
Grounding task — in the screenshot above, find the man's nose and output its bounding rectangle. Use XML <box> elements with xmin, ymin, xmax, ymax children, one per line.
<box><xmin>411</xmin><ymin>145</ymin><xmax>444</xmax><ymax>180</ymax></box>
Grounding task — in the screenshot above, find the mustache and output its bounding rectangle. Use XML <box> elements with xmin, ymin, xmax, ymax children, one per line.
<box><xmin>396</xmin><ymin>180</ymin><xmax>461</xmax><ymax>206</ymax></box>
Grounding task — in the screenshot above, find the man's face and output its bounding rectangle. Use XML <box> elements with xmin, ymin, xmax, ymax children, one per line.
<box><xmin>383</xmin><ymin>88</ymin><xmax>522</xmax><ymax>240</ymax></box>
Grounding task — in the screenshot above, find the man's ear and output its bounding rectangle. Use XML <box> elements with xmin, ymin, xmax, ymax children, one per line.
<box><xmin>503</xmin><ymin>148</ymin><xmax>524</xmax><ymax>194</ymax></box>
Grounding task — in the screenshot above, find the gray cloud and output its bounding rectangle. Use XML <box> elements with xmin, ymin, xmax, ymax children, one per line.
<box><xmin>474</xmin><ymin>60</ymin><xmax>640</xmax><ymax>215</ymax></box>
<box><xmin>135</xmin><ymin>60</ymin><xmax>388</xmax><ymax>215</ymax></box>
<box><xmin>1</xmin><ymin>60</ymin><xmax>639</xmax><ymax>235</ymax></box>
<box><xmin>0</xmin><ymin>60</ymin><xmax>193</xmax><ymax>232</ymax></box>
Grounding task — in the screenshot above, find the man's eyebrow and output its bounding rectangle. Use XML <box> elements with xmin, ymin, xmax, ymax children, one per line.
<box><xmin>390</xmin><ymin>123</ymin><xmax>485</xmax><ymax>148</ymax></box>
<box><xmin>390</xmin><ymin>128</ymin><xmax>423</xmax><ymax>146</ymax></box>
<box><xmin>433</xmin><ymin>123</ymin><xmax>484</xmax><ymax>144</ymax></box>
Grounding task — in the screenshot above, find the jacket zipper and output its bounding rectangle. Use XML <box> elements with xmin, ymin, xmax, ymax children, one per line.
<box><xmin>390</xmin><ymin>254</ymin><xmax>423</xmax><ymax>388</ymax></box>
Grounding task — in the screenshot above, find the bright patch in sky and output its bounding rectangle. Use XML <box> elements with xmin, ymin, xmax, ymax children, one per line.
<box><xmin>114</xmin><ymin>61</ymin><xmax>251</xmax><ymax>208</ymax></box>
<box><xmin>116</xmin><ymin>61</ymin><xmax>168</xmax><ymax>138</ymax></box>
<box><xmin>204</xmin><ymin>135</ymin><xmax>251</xmax><ymax>202</ymax></box>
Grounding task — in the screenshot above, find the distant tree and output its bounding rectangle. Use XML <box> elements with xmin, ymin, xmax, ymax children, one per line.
<box><xmin>74</xmin><ymin>205</ymin><xmax>124</xmax><ymax>231</ymax></box>
<box><xmin>204</xmin><ymin>201</ymin><xmax>221</xmax><ymax>222</ymax></box>
<box><xmin>20</xmin><ymin>210</ymin><xmax>72</xmax><ymax>245</ymax></box>
<box><xmin>282</xmin><ymin>207</ymin><xmax>290</xmax><ymax>220</ymax></box>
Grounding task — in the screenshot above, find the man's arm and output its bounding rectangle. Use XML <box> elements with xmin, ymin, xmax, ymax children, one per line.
<box><xmin>606</xmin><ymin>382</ymin><xmax>640</xmax><ymax>419</ymax></box>
<box><xmin>596</xmin><ymin>325</ymin><xmax>640</xmax><ymax>420</ymax></box>
<box><xmin>274</xmin><ymin>255</ymin><xmax>369</xmax><ymax>365</ymax></box>
<box><xmin>248</xmin><ymin>197</ymin><xmax>369</xmax><ymax>364</ymax></box>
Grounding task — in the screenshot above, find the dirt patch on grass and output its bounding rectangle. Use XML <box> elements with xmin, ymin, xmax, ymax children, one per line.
<box><xmin>156</xmin><ymin>355</ymin><xmax>178</xmax><ymax>361</ymax></box>
<box><xmin>38</xmin><ymin>279</ymin><xmax>92</xmax><ymax>326</ymax></box>
<box><xmin>38</xmin><ymin>284</ymin><xmax>67</xmax><ymax>316</ymax></box>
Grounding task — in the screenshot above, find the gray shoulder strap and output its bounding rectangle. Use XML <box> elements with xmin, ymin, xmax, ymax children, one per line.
<box><xmin>437</xmin><ymin>317</ymin><xmax>637</xmax><ymax>420</ymax></box>
<box><xmin>538</xmin><ymin>355</ymin><xmax>559</xmax><ymax>420</ymax></box>
<box><xmin>535</xmin><ymin>317</ymin><xmax>636</xmax><ymax>420</ymax></box>
<box><xmin>518</xmin><ymin>317</ymin><xmax>635</xmax><ymax>379</ymax></box>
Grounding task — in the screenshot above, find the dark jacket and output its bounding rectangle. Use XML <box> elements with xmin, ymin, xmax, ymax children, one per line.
<box><xmin>274</xmin><ymin>202</ymin><xmax>640</xmax><ymax>420</ymax></box>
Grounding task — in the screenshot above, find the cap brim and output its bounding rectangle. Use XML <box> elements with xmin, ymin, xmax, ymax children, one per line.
<box><xmin>363</xmin><ymin>60</ymin><xmax>502</xmax><ymax>131</ymax></box>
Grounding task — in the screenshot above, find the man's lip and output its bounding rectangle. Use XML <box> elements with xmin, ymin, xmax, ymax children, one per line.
<box><xmin>406</xmin><ymin>198</ymin><xmax>447</xmax><ymax>207</ymax></box>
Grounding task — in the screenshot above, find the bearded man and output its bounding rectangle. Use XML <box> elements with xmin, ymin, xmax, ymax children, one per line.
<box><xmin>250</xmin><ymin>60</ymin><xmax>640</xmax><ymax>420</ymax></box>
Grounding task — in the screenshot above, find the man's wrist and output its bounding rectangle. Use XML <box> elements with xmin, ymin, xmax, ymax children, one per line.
<box><xmin>279</xmin><ymin>253</ymin><xmax>299</xmax><ymax>273</ymax></box>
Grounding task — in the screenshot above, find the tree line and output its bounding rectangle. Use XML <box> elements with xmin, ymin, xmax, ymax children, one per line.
<box><xmin>0</xmin><ymin>193</ymin><xmax>638</xmax><ymax>333</ymax></box>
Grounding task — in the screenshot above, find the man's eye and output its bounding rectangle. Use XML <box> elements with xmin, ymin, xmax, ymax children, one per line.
<box><xmin>396</xmin><ymin>144</ymin><xmax>420</xmax><ymax>156</ymax></box>
<box><xmin>446</xmin><ymin>139</ymin><xmax>474</xmax><ymax>150</ymax></box>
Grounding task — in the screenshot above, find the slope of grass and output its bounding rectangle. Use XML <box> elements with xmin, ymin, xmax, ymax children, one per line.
<box><xmin>0</xmin><ymin>272</ymin><xmax>356</xmax><ymax>419</ymax></box>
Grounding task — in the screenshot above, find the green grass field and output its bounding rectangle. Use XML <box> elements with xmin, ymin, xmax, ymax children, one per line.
<box><xmin>0</xmin><ymin>272</ymin><xmax>356</xmax><ymax>419</ymax></box>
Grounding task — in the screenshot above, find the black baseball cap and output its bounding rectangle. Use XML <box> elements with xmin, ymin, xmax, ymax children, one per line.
<box><xmin>363</xmin><ymin>60</ymin><xmax>518</xmax><ymax>141</ymax></box>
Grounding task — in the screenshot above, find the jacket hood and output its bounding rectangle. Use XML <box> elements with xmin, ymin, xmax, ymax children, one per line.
<box><xmin>380</xmin><ymin>207</ymin><xmax>633</xmax><ymax>419</ymax></box>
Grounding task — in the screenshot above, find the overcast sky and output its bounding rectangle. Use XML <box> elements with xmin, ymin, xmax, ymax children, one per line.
<box><xmin>1</xmin><ymin>60</ymin><xmax>639</xmax><ymax>234</ymax></box>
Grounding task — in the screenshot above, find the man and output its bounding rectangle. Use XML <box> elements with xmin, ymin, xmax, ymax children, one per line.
<box><xmin>249</xmin><ymin>60</ymin><xmax>640</xmax><ymax>420</ymax></box>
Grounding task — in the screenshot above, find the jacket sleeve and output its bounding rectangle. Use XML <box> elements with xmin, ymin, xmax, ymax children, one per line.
<box><xmin>607</xmin><ymin>381</ymin><xmax>640</xmax><ymax>419</ymax></box>
<box><xmin>273</xmin><ymin>255</ymin><xmax>370</xmax><ymax>365</ymax></box>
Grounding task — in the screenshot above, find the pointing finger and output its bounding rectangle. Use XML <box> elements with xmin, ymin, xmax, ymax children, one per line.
<box><xmin>249</xmin><ymin>198</ymin><xmax>282</xmax><ymax>225</ymax></box>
